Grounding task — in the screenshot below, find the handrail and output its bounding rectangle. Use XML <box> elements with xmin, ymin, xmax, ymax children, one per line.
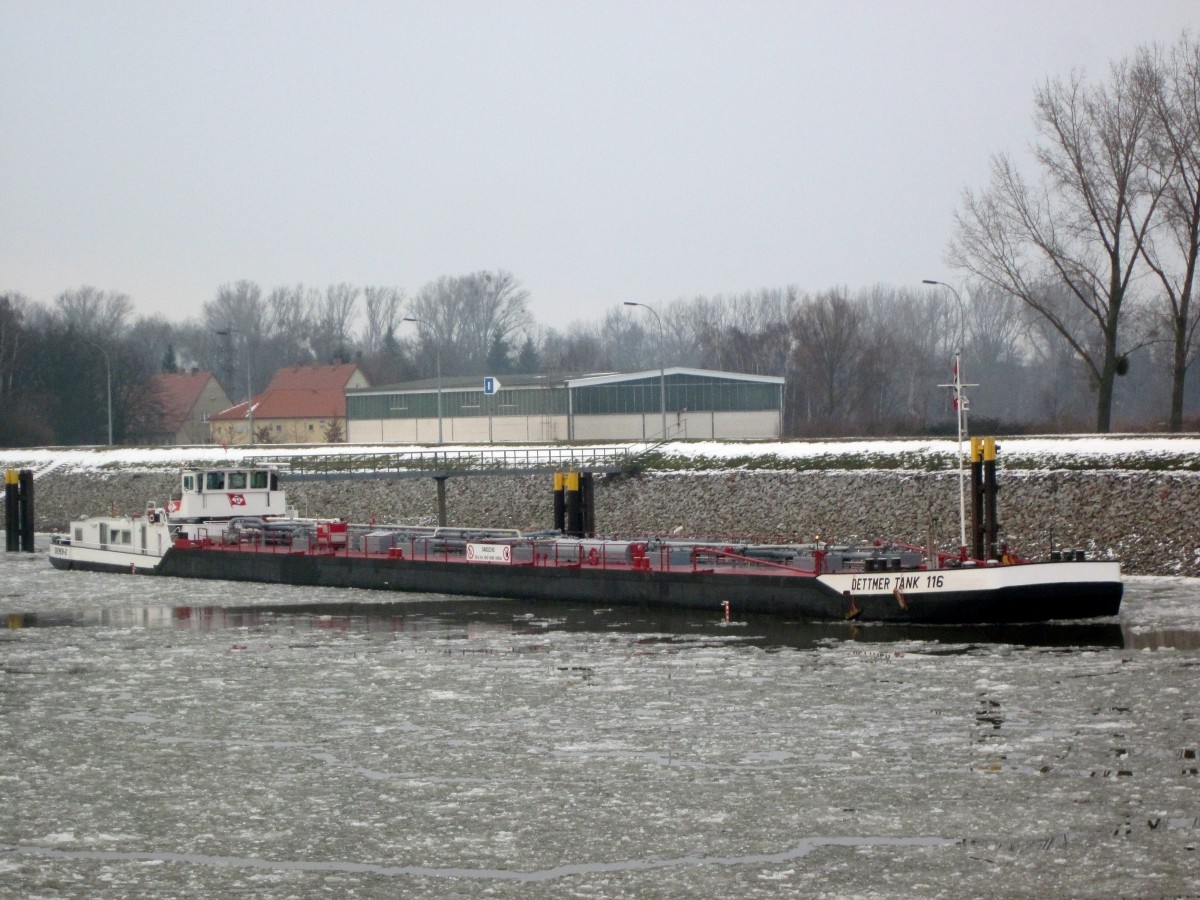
<box><xmin>254</xmin><ymin>443</ymin><xmax>646</xmax><ymax>478</ymax></box>
<box><xmin>692</xmin><ymin>546</ymin><xmax>817</xmax><ymax>575</ymax></box>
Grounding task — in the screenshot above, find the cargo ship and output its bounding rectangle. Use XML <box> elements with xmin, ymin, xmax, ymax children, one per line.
<box><xmin>46</xmin><ymin>457</ymin><xmax>1123</xmax><ymax>624</ymax></box>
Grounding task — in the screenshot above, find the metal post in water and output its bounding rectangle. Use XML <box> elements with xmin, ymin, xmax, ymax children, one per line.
<box><xmin>4</xmin><ymin>470</ymin><xmax>18</xmax><ymax>552</ymax></box>
<box><xmin>553</xmin><ymin>471</ymin><xmax>565</xmax><ymax>532</ymax></box>
<box><xmin>983</xmin><ymin>438</ymin><xmax>999</xmax><ymax>560</ymax></box>
<box><xmin>18</xmin><ymin>470</ymin><xmax>34</xmax><ymax>552</ymax></box>
<box><xmin>564</xmin><ymin>471</ymin><xmax>581</xmax><ymax>537</ymax></box>
<box><xmin>970</xmin><ymin>437</ymin><xmax>985</xmax><ymax>561</ymax></box>
<box><xmin>581</xmin><ymin>472</ymin><xmax>595</xmax><ymax>538</ymax></box>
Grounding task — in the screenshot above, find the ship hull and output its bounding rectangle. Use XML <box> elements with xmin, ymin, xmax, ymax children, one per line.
<box><xmin>59</xmin><ymin>547</ymin><xmax>1122</xmax><ymax>624</ymax></box>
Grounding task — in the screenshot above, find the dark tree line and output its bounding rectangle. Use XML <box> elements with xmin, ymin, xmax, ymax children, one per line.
<box><xmin>0</xmin><ymin>270</ymin><xmax>1191</xmax><ymax>447</ymax></box>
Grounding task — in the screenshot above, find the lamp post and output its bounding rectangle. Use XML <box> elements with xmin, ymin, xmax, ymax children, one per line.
<box><xmin>403</xmin><ymin>316</ymin><xmax>442</xmax><ymax>444</ymax></box>
<box><xmin>624</xmin><ymin>301</ymin><xmax>667</xmax><ymax>440</ymax></box>
<box><xmin>84</xmin><ymin>341</ymin><xmax>113</xmax><ymax>446</ymax></box>
<box><xmin>215</xmin><ymin>328</ymin><xmax>254</xmax><ymax>445</ymax></box>
<box><xmin>922</xmin><ymin>279</ymin><xmax>972</xmax><ymax>555</ymax></box>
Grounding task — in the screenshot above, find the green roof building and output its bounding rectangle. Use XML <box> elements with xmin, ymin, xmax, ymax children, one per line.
<box><xmin>346</xmin><ymin>367</ymin><xmax>784</xmax><ymax>444</ymax></box>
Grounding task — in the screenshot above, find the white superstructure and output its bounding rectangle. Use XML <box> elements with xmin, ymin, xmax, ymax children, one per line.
<box><xmin>50</xmin><ymin>465</ymin><xmax>292</xmax><ymax>573</ymax></box>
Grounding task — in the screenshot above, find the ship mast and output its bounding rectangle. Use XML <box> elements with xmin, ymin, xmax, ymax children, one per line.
<box><xmin>925</xmin><ymin>279</ymin><xmax>977</xmax><ymax>561</ymax></box>
<box><xmin>939</xmin><ymin>352</ymin><xmax>976</xmax><ymax>558</ymax></box>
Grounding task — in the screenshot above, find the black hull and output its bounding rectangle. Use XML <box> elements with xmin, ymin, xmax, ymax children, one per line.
<box><xmin>104</xmin><ymin>547</ymin><xmax>1129</xmax><ymax>625</ymax></box>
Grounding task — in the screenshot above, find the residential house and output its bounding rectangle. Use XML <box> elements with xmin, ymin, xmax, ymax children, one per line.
<box><xmin>141</xmin><ymin>370</ymin><xmax>232</xmax><ymax>445</ymax></box>
<box><xmin>209</xmin><ymin>363</ymin><xmax>369</xmax><ymax>445</ymax></box>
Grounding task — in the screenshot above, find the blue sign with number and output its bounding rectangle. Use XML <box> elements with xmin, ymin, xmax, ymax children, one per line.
<box><xmin>484</xmin><ymin>377</ymin><xmax>499</xmax><ymax>395</ymax></box>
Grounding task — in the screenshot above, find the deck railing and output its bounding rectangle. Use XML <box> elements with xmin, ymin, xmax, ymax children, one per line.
<box><xmin>253</xmin><ymin>443</ymin><xmax>652</xmax><ymax>478</ymax></box>
<box><xmin>207</xmin><ymin>527</ymin><xmax>821</xmax><ymax>576</ymax></box>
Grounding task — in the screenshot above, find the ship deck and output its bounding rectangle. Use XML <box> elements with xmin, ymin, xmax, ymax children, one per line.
<box><xmin>192</xmin><ymin>535</ymin><xmax>825</xmax><ymax>579</ymax></box>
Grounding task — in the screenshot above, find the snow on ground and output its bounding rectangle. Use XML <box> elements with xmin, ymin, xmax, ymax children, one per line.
<box><xmin>664</xmin><ymin>435</ymin><xmax>1200</xmax><ymax>462</ymax></box>
<box><xmin>2</xmin><ymin>435</ymin><xmax>1199</xmax><ymax>475</ymax></box>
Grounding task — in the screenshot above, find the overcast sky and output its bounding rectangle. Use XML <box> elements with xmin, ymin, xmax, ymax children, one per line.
<box><xmin>3</xmin><ymin>1</ymin><xmax>1198</xmax><ymax>329</ymax></box>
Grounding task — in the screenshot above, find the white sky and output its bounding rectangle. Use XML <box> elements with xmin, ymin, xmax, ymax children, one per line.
<box><xmin>3</xmin><ymin>1</ymin><xmax>1197</xmax><ymax>329</ymax></box>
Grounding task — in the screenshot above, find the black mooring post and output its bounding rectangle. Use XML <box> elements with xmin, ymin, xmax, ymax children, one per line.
<box><xmin>581</xmin><ymin>472</ymin><xmax>595</xmax><ymax>538</ymax></box>
<box><xmin>969</xmin><ymin>438</ymin><xmax>985</xmax><ymax>561</ymax></box>
<box><xmin>4</xmin><ymin>469</ymin><xmax>18</xmax><ymax>552</ymax></box>
<box><xmin>18</xmin><ymin>469</ymin><xmax>35</xmax><ymax>552</ymax></box>
<box><xmin>564</xmin><ymin>471</ymin><xmax>582</xmax><ymax>537</ymax></box>
<box><xmin>983</xmin><ymin>439</ymin><xmax>999</xmax><ymax>560</ymax></box>
<box><xmin>553</xmin><ymin>471</ymin><xmax>565</xmax><ymax>532</ymax></box>
<box><xmin>435</xmin><ymin>476</ymin><xmax>447</xmax><ymax>528</ymax></box>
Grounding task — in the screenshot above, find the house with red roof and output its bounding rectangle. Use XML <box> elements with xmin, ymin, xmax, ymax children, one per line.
<box><xmin>140</xmin><ymin>370</ymin><xmax>233</xmax><ymax>445</ymax></box>
<box><xmin>209</xmin><ymin>363</ymin><xmax>368</xmax><ymax>445</ymax></box>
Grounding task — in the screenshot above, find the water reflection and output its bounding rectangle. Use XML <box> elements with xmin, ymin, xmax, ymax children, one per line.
<box><xmin>6</xmin><ymin>599</ymin><xmax>1142</xmax><ymax>649</ymax></box>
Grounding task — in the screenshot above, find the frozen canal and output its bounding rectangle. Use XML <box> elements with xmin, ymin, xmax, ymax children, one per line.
<box><xmin>2</xmin><ymin>545</ymin><xmax>1198</xmax><ymax>898</ymax></box>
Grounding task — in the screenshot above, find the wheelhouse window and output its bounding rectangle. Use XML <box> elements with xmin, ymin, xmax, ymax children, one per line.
<box><xmin>182</xmin><ymin>474</ymin><xmax>196</xmax><ymax>492</ymax></box>
<box><xmin>251</xmin><ymin>471</ymin><xmax>269</xmax><ymax>490</ymax></box>
<box><xmin>228</xmin><ymin>472</ymin><xmax>247</xmax><ymax>490</ymax></box>
<box><xmin>206</xmin><ymin>472</ymin><xmax>225</xmax><ymax>490</ymax></box>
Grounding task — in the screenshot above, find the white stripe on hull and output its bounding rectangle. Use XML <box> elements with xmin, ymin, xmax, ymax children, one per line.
<box><xmin>50</xmin><ymin>542</ymin><xmax>166</xmax><ymax>573</ymax></box>
<box><xmin>819</xmin><ymin>561</ymin><xmax>1121</xmax><ymax>597</ymax></box>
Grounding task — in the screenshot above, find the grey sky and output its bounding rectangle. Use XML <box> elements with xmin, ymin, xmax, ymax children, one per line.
<box><xmin>3</xmin><ymin>1</ymin><xmax>1197</xmax><ymax>328</ymax></box>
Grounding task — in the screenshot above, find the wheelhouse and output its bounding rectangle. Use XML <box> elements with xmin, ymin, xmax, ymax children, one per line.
<box><xmin>173</xmin><ymin>466</ymin><xmax>286</xmax><ymax>520</ymax></box>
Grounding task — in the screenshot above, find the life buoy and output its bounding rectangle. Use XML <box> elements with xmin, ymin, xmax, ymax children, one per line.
<box><xmin>587</xmin><ymin>547</ymin><xmax>600</xmax><ymax>566</ymax></box>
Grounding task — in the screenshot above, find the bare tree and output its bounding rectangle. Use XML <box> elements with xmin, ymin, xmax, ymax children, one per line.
<box><xmin>203</xmin><ymin>281</ymin><xmax>268</xmax><ymax>397</ymax></box>
<box><xmin>790</xmin><ymin>289</ymin><xmax>861</xmax><ymax>424</ymax></box>
<box><xmin>317</xmin><ymin>282</ymin><xmax>360</xmax><ymax>362</ymax></box>
<box><xmin>55</xmin><ymin>286</ymin><xmax>132</xmax><ymax>337</ymax></box>
<box><xmin>540</xmin><ymin>324</ymin><xmax>605</xmax><ymax>374</ymax></box>
<box><xmin>952</xmin><ymin>61</ymin><xmax>1160</xmax><ymax>431</ymax></box>
<box><xmin>361</xmin><ymin>286</ymin><xmax>404</xmax><ymax>355</ymax></box>
<box><xmin>202</xmin><ymin>280</ymin><xmax>266</xmax><ymax>338</ymax></box>
<box><xmin>690</xmin><ymin>288</ymin><xmax>799</xmax><ymax>376</ymax></box>
<box><xmin>266</xmin><ymin>284</ymin><xmax>316</xmax><ymax>340</ymax></box>
<box><xmin>863</xmin><ymin>285</ymin><xmax>954</xmax><ymax>424</ymax></box>
<box><xmin>0</xmin><ymin>292</ymin><xmax>24</xmax><ymax>398</ymax></box>
<box><xmin>1136</xmin><ymin>34</ymin><xmax>1200</xmax><ymax>430</ymax></box>
<box><xmin>407</xmin><ymin>270</ymin><xmax>530</xmax><ymax>376</ymax></box>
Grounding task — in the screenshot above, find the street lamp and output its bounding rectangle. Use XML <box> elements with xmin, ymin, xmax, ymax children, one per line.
<box><xmin>922</xmin><ymin>279</ymin><xmax>973</xmax><ymax>555</ymax></box>
<box><xmin>84</xmin><ymin>340</ymin><xmax>113</xmax><ymax>446</ymax></box>
<box><xmin>624</xmin><ymin>301</ymin><xmax>668</xmax><ymax>440</ymax></box>
<box><xmin>403</xmin><ymin>316</ymin><xmax>442</xmax><ymax>444</ymax></box>
<box><xmin>215</xmin><ymin>328</ymin><xmax>254</xmax><ymax>445</ymax></box>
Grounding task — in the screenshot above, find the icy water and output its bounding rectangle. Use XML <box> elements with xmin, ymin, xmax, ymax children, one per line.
<box><xmin>2</xmin><ymin>544</ymin><xmax>1198</xmax><ymax>898</ymax></box>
